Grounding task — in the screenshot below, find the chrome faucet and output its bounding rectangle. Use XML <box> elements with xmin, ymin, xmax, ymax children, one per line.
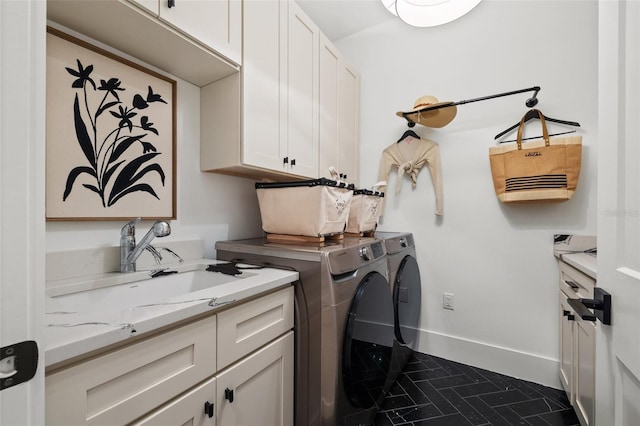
<box><xmin>120</xmin><ymin>218</ymin><xmax>171</xmax><ymax>272</ymax></box>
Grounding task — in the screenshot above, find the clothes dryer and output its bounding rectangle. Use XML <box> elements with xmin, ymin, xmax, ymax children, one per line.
<box><xmin>215</xmin><ymin>237</ymin><xmax>394</xmax><ymax>426</ymax></box>
<box><xmin>375</xmin><ymin>232</ymin><xmax>422</xmax><ymax>382</ymax></box>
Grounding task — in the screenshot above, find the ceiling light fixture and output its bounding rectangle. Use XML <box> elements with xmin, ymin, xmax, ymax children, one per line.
<box><xmin>381</xmin><ymin>0</ymin><xmax>483</xmax><ymax>28</ymax></box>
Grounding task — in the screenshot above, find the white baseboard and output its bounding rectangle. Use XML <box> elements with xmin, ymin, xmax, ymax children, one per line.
<box><xmin>415</xmin><ymin>329</ymin><xmax>562</xmax><ymax>389</ymax></box>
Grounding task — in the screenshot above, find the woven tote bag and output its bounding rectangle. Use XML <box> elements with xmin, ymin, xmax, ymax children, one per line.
<box><xmin>489</xmin><ymin>110</ymin><xmax>582</xmax><ymax>203</ymax></box>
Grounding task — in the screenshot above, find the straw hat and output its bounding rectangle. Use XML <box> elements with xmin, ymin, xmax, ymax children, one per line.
<box><xmin>396</xmin><ymin>95</ymin><xmax>457</xmax><ymax>128</ymax></box>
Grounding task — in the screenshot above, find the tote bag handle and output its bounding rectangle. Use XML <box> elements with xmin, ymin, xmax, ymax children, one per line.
<box><xmin>517</xmin><ymin>109</ymin><xmax>550</xmax><ymax>150</ymax></box>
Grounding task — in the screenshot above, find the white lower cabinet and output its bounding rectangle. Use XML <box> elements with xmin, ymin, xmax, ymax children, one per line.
<box><xmin>45</xmin><ymin>286</ymin><xmax>294</xmax><ymax>426</ymax></box>
<box><xmin>557</xmin><ymin>261</ymin><xmax>596</xmax><ymax>426</ymax></box>
<box><xmin>136</xmin><ymin>332</ymin><xmax>294</xmax><ymax>426</ymax></box>
<box><xmin>216</xmin><ymin>332</ymin><xmax>294</xmax><ymax>426</ymax></box>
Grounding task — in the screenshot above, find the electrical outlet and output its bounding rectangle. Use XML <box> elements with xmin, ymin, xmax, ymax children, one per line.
<box><xmin>443</xmin><ymin>292</ymin><xmax>454</xmax><ymax>310</ymax></box>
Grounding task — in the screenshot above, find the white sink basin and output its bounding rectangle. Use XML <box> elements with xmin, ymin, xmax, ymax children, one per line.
<box><xmin>48</xmin><ymin>268</ymin><xmax>254</xmax><ymax>315</ymax></box>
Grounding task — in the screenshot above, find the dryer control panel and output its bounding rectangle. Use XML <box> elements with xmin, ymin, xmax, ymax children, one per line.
<box><xmin>327</xmin><ymin>241</ymin><xmax>386</xmax><ymax>275</ymax></box>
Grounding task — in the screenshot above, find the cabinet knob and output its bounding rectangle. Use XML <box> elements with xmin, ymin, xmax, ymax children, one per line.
<box><xmin>290</xmin><ymin>159</ymin><xmax>296</xmax><ymax>167</ymax></box>
<box><xmin>204</xmin><ymin>401</ymin><xmax>214</xmax><ymax>418</ymax></box>
<box><xmin>225</xmin><ymin>387</ymin><xmax>234</xmax><ymax>403</ymax></box>
<box><xmin>283</xmin><ymin>157</ymin><xmax>289</xmax><ymax>165</ymax></box>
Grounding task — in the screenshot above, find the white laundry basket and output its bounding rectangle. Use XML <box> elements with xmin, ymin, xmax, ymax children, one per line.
<box><xmin>345</xmin><ymin>189</ymin><xmax>384</xmax><ymax>234</ymax></box>
<box><xmin>255</xmin><ymin>178</ymin><xmax>354</xmax><ymax>237</ymax></box>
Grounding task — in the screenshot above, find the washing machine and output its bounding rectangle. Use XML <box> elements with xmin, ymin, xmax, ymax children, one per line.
<box><xmin>374</xmin><ymin>232</ymin><xmax>422</xmax><ymax>383</ymax></box>
<box><xmin>215</xmin><ymin>237</ymin><xmax>395</xmax><ymax>426</ymax></box>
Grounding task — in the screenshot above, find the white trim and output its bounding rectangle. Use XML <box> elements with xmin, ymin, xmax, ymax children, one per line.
<box><xmin>416</xmin><ymin>329</ymin><xmax>562</xmax><ymax>389</ymax></box>
<box><xmin>353</xmin><ymin>320</ymin><xmax>561</xmax><ymax>388</ymax></box>
<box><xmin>0</xmin><ymin>0</ymin><xmax>46</xmax><ymax>423</ymax></box>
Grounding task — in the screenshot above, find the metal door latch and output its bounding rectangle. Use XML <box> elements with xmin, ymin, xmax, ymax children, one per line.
<box><xmin>1</xmin><ymin>341</ymin><xmax>38</xmax><ymax>391</ymax></box>
<box><xmin>567</xmin><ymin>287</ymin><xmax>612</xmax><ymax>325</ymax></box>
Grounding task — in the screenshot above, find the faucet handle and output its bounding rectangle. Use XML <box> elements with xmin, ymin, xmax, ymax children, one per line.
<box><xmin>121</xmin><ymin>217</ymin><xmax>141</xmax><ymax>237</ymax></box>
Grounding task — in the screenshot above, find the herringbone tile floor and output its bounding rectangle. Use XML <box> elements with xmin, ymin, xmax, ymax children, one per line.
<box><xmin>375</xmin><ymin>352</ymin><xmax>580</xmax><ymax>426</ymax></box>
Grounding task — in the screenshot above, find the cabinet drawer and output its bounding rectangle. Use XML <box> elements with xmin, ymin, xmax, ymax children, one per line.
<box><xmin>559</xmin><ymin>261</ymin><xmax>595</xmax><ymax>299</ymax></box>
<box><xmin>46</xmin><ymin>315</ymin><xmax>216</xmax><ymax>426</ymax></box>
<box><xmin>217</xmin><ymin>286</ymin><xmax>294</xmax><ymax>370</ymax></box>
<box><xmin>132</xmin><ymin>376</ymin><xmax>216</xmax><ymax>426</ymax></box>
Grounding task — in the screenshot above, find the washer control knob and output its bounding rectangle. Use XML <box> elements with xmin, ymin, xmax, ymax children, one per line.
<box><xmin>359</xmin><ymin>247</ymin><xmax>370</xmax><ymax>261</ymax></box>
<box><xmin>400</xmin><ymin>238</ymin><xmax>408</xmax><ymax>248</ymax></box>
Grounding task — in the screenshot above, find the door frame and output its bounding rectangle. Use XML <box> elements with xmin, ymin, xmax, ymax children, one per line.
<box><xmin>596</xmin><ymin>0</ymin><xmax>640</xmax><ymax>424</ymax></box>
<box><xmin>0</xmin><ymin>0</ymin><xmax>46</xmax><ymax>424</ymax></box>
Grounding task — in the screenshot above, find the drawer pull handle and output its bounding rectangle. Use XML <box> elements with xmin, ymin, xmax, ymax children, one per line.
<box><xmin>283</xmin><ymin>157</ymin><xmax>289</xmax><ymax>165</ymax></box>
<box><xmin>225</xmin><ymin>388</ymin><xmax>234</xmax><ymax>403</ymax></box>
<box><xmin>563</xmin><ymin>310</ymin><xmax>575</xmax><ymax>321</ymax></box>
<box><xmin>566</xmin><ymin>280</ymin><xmax>580</xmax><ymax>291</ymax></box>
<box><xmin>204</xmin><ymin>401</ymin><xmax>214</xmax><ymax>418</ymax></box>
<box><xmin>291</xmin><ymin>158</ymin><xmax>296</xmax><ymax>166</ymax></box>
<box><xmin>167</xmin><ymin>0</ymin><xmax>175</xmax><ymax>8</ymax></box>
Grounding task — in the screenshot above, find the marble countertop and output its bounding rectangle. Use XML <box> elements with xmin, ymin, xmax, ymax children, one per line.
<box><xmin>45</xmin><ymin>259</ymin><xmax>298</xmax><ymax>368</ymax></box>
<box><xmin>558</xmin><ymin>252</ymin><xmax>597</xmax><ymax>279</ymax></box>
<box><xmin>554</xmin><ymin>234</ymin><xmax>597</xmax><ymax>279</ymax></box>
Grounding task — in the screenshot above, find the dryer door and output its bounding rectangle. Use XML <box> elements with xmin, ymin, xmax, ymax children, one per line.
<box><xmin>394</xmin><ymin>255</ymin><xmax>421</xmax><ymax>346</ymax></box>
<box><xmin>342</xmin><ymin>271</ymin><xmax>394</xmax><ymax>408</ymax></box>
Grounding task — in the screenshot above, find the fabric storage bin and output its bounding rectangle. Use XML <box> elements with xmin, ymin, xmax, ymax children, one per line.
<box><xmin>255</xmin><ymin>178</ymin><xmax>354</xmax><ymax>237</ymax></box>
<box><xmin>345</xmin><ymin>189</ymin><xmax>384</xmax><ymax>234</ymax></box>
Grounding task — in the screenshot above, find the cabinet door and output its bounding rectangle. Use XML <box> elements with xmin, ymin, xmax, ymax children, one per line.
<box><xmin>158</xmin><ymin>0</ymin><xmax>242</xmax><ymax>64</ymax></box>
<box><xmin>242</xmin><ymin>0</ymin><xmax>286</xmax><ymax>173</ymax></box>
<box><xmin>216</xmin><ymin>332</ymin><xmax>294</xmax><ymax>426</ymax></box>
<box><xmin>133</xmin><ymin>377</ymin><xmax>217</xmax><ymax>426</ymax></box>
<box><xmin>574</xmin><ymin>318</ymin><xmax>595</xmax><ymax>426</ymax></box>
<box><xmin>286</xmin><ymin>1</ymin><xmax>319</xmax><ymax>178</ymax></box>
<box><xmin>318</xmin><ymin>34</ymin><xmax>339</xmax><ymax>178</ymax></box>
<box><xmin>337</xmin><ymin>62</ymin><xmax>359</xmax><ymax>185</ymax></box>
<box><xmin>319</xmin><ymin>33</ymin><xmax>359</xmax><ymax>184</ymax></box>
<box><xmin>558</xmin><ymin>292</ymin><xmax>574</xmax><ymax>402</ymax></box>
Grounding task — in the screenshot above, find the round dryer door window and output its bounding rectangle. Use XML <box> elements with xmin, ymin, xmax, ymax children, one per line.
<box><xmin>395</xmin><ymin>255</ymin><xmax>421</xmax><ymax>345</ymax></box>
<box><xmin>342</xmin><ymin>271</ymin><xmax>394</xmax><ymax>408</ymax></box>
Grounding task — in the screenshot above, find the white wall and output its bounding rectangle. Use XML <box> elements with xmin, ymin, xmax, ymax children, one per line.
<box><xmin>336</xmin><ymin>0</ymin><xmax>598</xmax><ymax>386</ymax></box>
<box><xmin>46</xmin><ymin>35</ymin><xmax>264</xmax><ymax>259</ymax></box>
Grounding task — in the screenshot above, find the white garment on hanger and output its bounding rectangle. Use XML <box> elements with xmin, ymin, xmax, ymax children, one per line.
<box><xmin>378</xmin><ymin>136</ymin><xmax>443</xmax><ymax>216</ymax></box>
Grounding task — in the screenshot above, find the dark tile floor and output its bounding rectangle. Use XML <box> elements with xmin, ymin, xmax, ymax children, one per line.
<box><xmin>374</xmin><ymin>352</ymin><xmax>580</xmax><ymax>426</ymax></box>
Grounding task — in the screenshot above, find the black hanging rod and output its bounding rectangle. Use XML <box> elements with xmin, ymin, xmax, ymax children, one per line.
<box><xmin>401</xmin><ymin>86</ymin><xmax>541</xmax><ymax>127</ymax></box>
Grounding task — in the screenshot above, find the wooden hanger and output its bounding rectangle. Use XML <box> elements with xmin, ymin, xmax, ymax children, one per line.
<box><xmin>494</xmin><ymin>109</ymin><xmax>580</xmax><ymax>140</ymax></box>
<box><xmin>397</xmin><ymin>129</ymin><xmax>420</xmax><ymax>143</ymax></box>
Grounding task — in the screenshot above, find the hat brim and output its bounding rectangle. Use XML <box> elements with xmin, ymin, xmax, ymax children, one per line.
<box><xmin>396</xmin><ymin>102</ymin><xmax>457</xmax><ymax>128</ymax></box>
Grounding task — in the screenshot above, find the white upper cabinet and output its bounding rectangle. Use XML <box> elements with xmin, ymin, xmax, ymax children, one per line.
<box><xmin>47</xmin><ymin>0</ymin><xmax>240</xmax><ymax>87</ymax></box>
<box><xmin>242</xmin><ymin>0</ymin><xmax>319</xmax><ymax>178</ymax></box>
<box><xmin>285</xmin><ymin>2</ymin><xmax>319</xmax><ymax>178</ymax></box>
<box><xmin>202</xmin><ymin>0</ymin><xmax>322</xmax><ymax>180</ymax></box>
<box><xmin>240</xmin><ymin>0</ymin><xmax>286</xmax><ymax>174</ymax></box>
<box><xmin>155</xmin><ymin>0</ymin><xmax>242</xmax><ymax>65</ymax></box>
<box><xmin>200</xmin><ymin>0</ymin><xmax>358</xmax><ymax>181</ymax></box>
<box><xmin>319</xmin><ymin>33</ymin><xmax>360</xmax><ymax>185</ymax></box>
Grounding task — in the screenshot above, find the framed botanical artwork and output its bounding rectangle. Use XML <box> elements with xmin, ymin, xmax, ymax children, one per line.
<box><xmin>46</xmin><ymin>27</ymin><xmax>177</xmax><ymax>221</ymax></box>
